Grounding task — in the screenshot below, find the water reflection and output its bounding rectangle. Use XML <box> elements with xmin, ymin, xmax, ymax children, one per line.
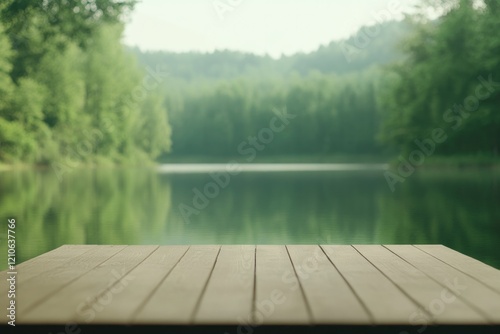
<box><xmin>0</xmin><ymin>167</ymin><xmax>498</xmax><ymax>270</ymax></box>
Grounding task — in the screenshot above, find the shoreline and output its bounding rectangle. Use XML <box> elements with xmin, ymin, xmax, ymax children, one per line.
<box><xmin>1</xmin><ymin>155</ymin><xmax>499</xmax><ymax>172</ymax></box>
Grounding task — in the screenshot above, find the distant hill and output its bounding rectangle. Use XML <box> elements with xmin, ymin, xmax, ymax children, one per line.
<box><xmin>288</xmin><ymin>20</ymin><xmax>410</xmax><ymax>75</ymax></box>
<box><xmin>129</xmin><ymin>20</ymin><xmax>411</xmax><ymax>80</ymax></box>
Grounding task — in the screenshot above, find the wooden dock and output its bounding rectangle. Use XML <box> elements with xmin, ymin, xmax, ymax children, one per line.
<box><xmin>1</xmin><ymin>245</ymin><xmax>500</xmax><ymax>332</ymax></box>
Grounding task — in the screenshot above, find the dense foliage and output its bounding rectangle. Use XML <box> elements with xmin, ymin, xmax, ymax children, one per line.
<box><xmin>1</xmin><ymin>0</ymin><xmax>499</xmax><ymax>165</ymax></box>
<box><xmin>135</xmin><ymin>21</ymin><xmax>405</xmax><ymax>159</ymax></box>
<box><xmin>0</xmin><ymin>0</ymin><xmax>171</xmax><ymax>165</ymax></box>
<box><xmin>379</xmin><ymin>0</ymin><xmax>500</xmax><ymax>157</ymax></box>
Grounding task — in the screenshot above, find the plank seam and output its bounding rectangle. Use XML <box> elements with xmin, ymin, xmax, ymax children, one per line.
<box><xmin>414</xmin><ymin>245</ymin><xmax>500</xmax><ymax>294</ymax></box>
<box><xmin>382</xmin><ymin>245</ymin><xmax>493</xmax><ymax>323</ymax></box>
<box><xmin>285</xmin><ymin>245</ymin><xmax>314</xmax><ymax>323</ymax></box>
<box><xmin>9</xmin><ymin>245</ymin><xmax>96</xmax><ymax>278</ymax></box>
<box><xmin>352</xmin><ymin>245</ymin><xmax>435</xmax><ymax>323</ymax></box>
<box><xmin>319</xmin><ymin>245</ymin><xmax>374</xmax><ymax>324</ymax></box>
<box><xmin>189</xmin><ymin>246</ymin><xmax>222</xmax><ymax>323</ymax></box>
<box><xmin>79</xmin><ymin>245</ymin><xmax>161</xmax><ymax>314</ymax></box>
<box><xmin>251</xmin><ymin>245</ymin><xmax>257</xmax><ymax>324</ymax></box>
<box><xmin>130</xmin><ymin>246</ymin><xmax>191</xmax><ymax>322</ymax></box>
<box><xmin>21</xmin><ymin>245</ymin><xmax>127</xmax><ymax>314</ymax></box>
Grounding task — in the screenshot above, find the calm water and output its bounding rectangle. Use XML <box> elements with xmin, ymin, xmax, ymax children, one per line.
<box><xmin>0</xmin><ymin>164</ymin><xmax>499</xmax><ymax>270</ymax></box>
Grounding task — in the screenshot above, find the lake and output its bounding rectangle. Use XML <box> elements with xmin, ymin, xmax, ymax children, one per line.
<box><xmin>1</xmin><ymin>164</ymin><xmax>499</xmax><ymax>270</ymax></box>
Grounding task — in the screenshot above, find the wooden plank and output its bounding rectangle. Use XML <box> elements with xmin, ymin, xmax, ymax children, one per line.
<box><xmin>0</xmin><ymin>245</ymin><xmax>94</xmax><ymax>314</ymax></box>
<box><xmin>9</xmin><ymin>246</ymin><xmax>125</xmax><ymax>322</ymax></box>
<box><xmin>354</xmin><ymin>245</ymin><xmax>486</xmax><ymax>324</ymax></box>
<box><xmin>20</xmin><ymin>245</ymin><xmax>157</xmax><ymax>324</ymax></box>
<box><xmin>287</xmin><ymin>245</ymin><xmax>371</xmax><ymax>324</ymax></box>
<box><xmin>415</xmin><ymin>245</ymin><xmax>500</xmax><ymax>294</ymax></box>
<box><xmin>321</xmin><ymin>245</ymin><xmax>424</xmax><ymax>324</ymax></box>
<box><xmin>4</xmin><ymin>244</ymin><xmax>499</xmax><ymax>326</ymax></box>
<box><xmin>2</xmin><ymin>245</ymin><xmax>94</xmax><ymax>279</ymax></box>
<box><xmin>133</xmin><ymin>245</ymin><xmax>220</xmax><ymax>324</ymax></box>
<box><xmin>254</xmin><ymin>245</ymin><xmax>310</xmax><ymax>324</ymax></box>
<box><xmin>80</xmin><ymin>245</ymin><xmax>189</xmax><ymax>324</ymax></box>
<box><xmin>0</xmin><ymin>245</ymin><xmax>92</xmax><ymax>286</ymax></box>
<box><xmin>195</xmin><ymin>245</ymin><xmax>255</xmax><ymax>324</ymax></box>
<box><xmin>385</xmin><ymin>245</ymin><xmax>500</xmax><ymax>323</ymax></box>
<box><xmin>14</xmin><ymin>245</ymin><xmax>117</xmax><ymax>285</ymax></box>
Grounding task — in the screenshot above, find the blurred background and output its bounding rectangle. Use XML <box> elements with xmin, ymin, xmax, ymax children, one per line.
<box><xmin>0</xmin><ymin>0</ymin><xmax>498</xmax><ymax>270</ymax></box>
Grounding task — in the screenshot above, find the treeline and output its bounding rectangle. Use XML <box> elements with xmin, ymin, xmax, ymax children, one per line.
<box><xmin>130</xmin><ymin>20</ymin><xmax>407</xmax><ymax>81</ymax></box>
<box><xmin>0</xmin><ymin>1</ymin><xmax>171</xmax><ymax>165</ymax></box>
<box><xmin>1</xmin><ymin>0</ymin><xmax>499</xmax><ymax>164</ymax></box>
<box><xmin>142</xmin><ymin>0</ymin><xmax>500</xmax><ymax>160</ymax></box>
<box><xmin>138</xmin><ymin>20</ymin><xmax>405</xmax><ymax>159</ymax></box>
<box><xmin>379</xmin><ymin>0</ymin><xmax>500</xmax><ymax>157</ymax></box>
<box><xmin>163</xmin><ymin>70</ymin><xmax>383</xmax><ymax>157</ymax></box>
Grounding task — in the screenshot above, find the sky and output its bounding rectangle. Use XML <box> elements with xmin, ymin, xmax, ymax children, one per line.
<box><xmin>123</xmin><ymin>0</ymin><xmax>417</xmax><ymax>58</ymax></box>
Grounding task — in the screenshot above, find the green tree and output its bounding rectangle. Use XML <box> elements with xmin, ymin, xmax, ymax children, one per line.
<box><xmin>379</xmin><ymin>0</ymin><xmax>499</xmax><ymax>157</ymax></box>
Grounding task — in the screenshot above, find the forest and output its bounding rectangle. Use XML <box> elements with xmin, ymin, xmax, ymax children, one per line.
<box><xmin>0</xmin><ymin>0</ymin><xmax>499</xmax><ymax>166</ymax></box>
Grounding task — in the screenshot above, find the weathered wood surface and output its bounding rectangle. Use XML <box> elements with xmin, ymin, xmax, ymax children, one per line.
<box><xmin>1</xmin><ymin>244</ymin><xmax>499</xmax><ymax>325</ymax></box>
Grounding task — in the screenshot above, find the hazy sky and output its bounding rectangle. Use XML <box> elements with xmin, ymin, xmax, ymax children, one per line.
<box><xmin>123</xmin><ymin>0</ymin><xmax>417</xmax><ymax>57</ymax></box>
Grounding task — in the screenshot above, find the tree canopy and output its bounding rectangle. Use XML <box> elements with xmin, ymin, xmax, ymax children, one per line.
<box><xmin>1</xmin><ymin>0</ymin><xmax>499</xmax><ymax>165</ymax></box>
<box><xmin>0</xmin><ymin>0</ymin><xmax>171</xmax><ymax>165</ymax></box>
